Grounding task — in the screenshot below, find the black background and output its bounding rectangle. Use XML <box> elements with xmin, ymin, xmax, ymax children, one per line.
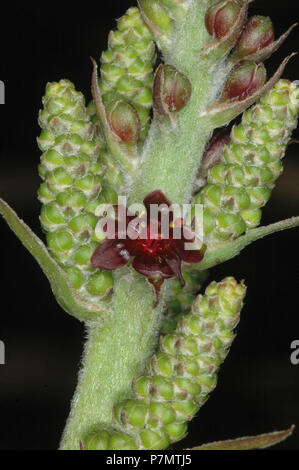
<box><xmin>0</xmin><ymin>0</ymin><xmax>298</xmax><ymax>450</ymax></box>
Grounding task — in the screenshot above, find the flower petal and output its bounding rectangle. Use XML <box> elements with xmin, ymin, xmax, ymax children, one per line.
<box><xmin>175</xmin><ymin>233</ymin><xmax>207</xmax><ymax>264</ymax></box>
<box><xmin>164</xmin><ymin>253</ymin><xmax>185</xmax><ymax>287</ymax></box>
<box><xmin>91</xmin><ymin>239</ymin><xmax>131</xmax><ymax>270</ymax></box>
<box><xmin>132</xmin><ymin>253</ymin><xmax>173</xmax><ymax>279</ymax></box>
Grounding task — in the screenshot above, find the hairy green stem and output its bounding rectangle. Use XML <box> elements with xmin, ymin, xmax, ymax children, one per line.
<box><xmin>61</xmin><ymin>0</ymin><xmax>230</xmax><ymax>449</ymax></box>
<box><xmin>131</xmin><ymin>0</ymin><xmax>224</xmax><ymax>204</ymax></box>
<box><xmin>60</xmin><ymin>269</ymin><xmax>166</xmax><ymax>449</ymax></box>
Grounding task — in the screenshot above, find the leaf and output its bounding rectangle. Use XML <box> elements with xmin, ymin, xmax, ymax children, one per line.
<box><xmin>0</xmin><ymin>198</ymin><xmax>107</xmax><ymax>322</ymax></box>
<box><xmin>185</xmin><ymin>425</ymin><xmax>295</xmax><ymax>450</ymax></box>
<box><xmin>196</xmin><ymin>216</ymin><xmax>299</xmax><ymax>270</ymax></box>
<box><xmin>200</xmin><ymin>54</ymin><xmax>296</xmax><ymax>129</ymax></box>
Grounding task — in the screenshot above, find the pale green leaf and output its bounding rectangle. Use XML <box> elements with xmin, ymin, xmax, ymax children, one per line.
<box><xmin>0</xmin><ymin>198</ymin><xmax>107</xmax><ymax>322</ymax></box>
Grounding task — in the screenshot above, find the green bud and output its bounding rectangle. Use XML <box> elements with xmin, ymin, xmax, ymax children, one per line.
<box><xmin>139</xmin><ymin>428</ymin><xmax>170</xmax><ymax>450</ymax></box>
<box><xmin>65</xmin><ymin>266</ymin><xmax>84</xmax><ymax>289</ymax></box>
<box><xmin>86</xmin><ymin>271</ymin><xmax>113</xmax><ymax>296</ymax></box>
<box><xmin>140</xmin><ymin>0</ymin><xmax>172</xmax><ymax>34</ymax></box>
<box><xmin>47</xmin><ymin>230</ymin><xmax>75</xmax><ymax>254</ymax></box>
<box><xmin>83</xmin><ymin>431</ymin><xmax>110</xmax><ymax>450</ymax></box>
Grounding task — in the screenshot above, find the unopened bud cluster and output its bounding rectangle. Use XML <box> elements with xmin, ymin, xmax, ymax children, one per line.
<box><xmin>38</xmin><ymin>80</ymin><xmax>115</xmax><ymax>301</ymax></box>
<box><xmin>92</xmin><ymin>7</ymin><xmax>156</xmax><ymax>141</ymax></box>
<box><xmin>197</xmin><ymin>80</ymin><xmax>299</xmax><ymax>244</ymax></box>
<box><xmin>82</xmin><ymin>278</ymin><xmax>246</xmax><ymax>450</ymax></box>
<box><xmin>205</xmin><ymin>2</ymin><xmax>290</xmax><ymax>104</ymax></box>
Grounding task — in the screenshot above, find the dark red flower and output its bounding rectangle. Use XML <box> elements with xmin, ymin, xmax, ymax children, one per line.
<box><xmin>91</xmin><ymin>191</ymin><xmax>206</xmax><ymax>297</ymax></box>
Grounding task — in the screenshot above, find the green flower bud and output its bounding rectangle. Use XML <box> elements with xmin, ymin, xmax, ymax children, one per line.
<box><xmin>83</xmin><ymin>431</ymin><xmax>110</xmax><ymax>450</ymax></box>
<box><xmin>65</xmin><ymin>266</ymin><xmax>84</xmax><ymax>290</ymax></box>
<box><xmin>140</xmin><ymin>0</ymin><xmax>172</xmax><ymax>34</ymax></box>
<box><xmin>86</xmin><ymin>271</ymin><xmax>113</xmax><ymax>296</ymax></box>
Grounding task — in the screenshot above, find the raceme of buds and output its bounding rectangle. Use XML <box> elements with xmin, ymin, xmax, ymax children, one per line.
<box><xmin>82</xmin><ymin>277</ymin><xmax>246</xmax><ymax>450</ymax></box>
<box><xmin>106</xmin><ymin>100</ymin><xmax>141</xmax><ymax>144</ymax></box>
<box><xmin>197</xmin><ymin>80</ymin><xmax>299</xmax><ymax>245</ymax></box>
<box><xmin>93</xmin><ymin>7</ymin><xmax>156</xmax><ymax>141</ymax></box>
<box><xmin>154</xmin><ymin>64</ymin><xmax>192</xmax><ymax>116</ymax></box>
<box><xmin>220</xmin><ymin>61</ymin><xmax>267</xmax><ymax>101</ymax></box>
<box><xmin>164</xmin><ymin>269</ymin><xmax>209</xmax><ymax>324</ymax></box>
<box><xmin>205</xmin><ymin>0</ymin><xmax>242</xmax><ymax>40</ymax></box>
<box><xmin>233</xmin><ymin>16</ymin><xmax>274</xmax><ymax>60</ymax></box>
<box><xmin>37</xmin><ymin>79</ymin><xmax>115</xmax><ymax>302</ymax></box>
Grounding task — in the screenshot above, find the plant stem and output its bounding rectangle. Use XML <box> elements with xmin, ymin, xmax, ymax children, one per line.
<box><xmin>60</xmin><ymin>1</ymin><xmax>225</xmax><ymax>449</ymax></box>
<box><xmin>60</xmin><ymin>269</ymin><xmax>165</xmax><ymax>450</ymax></box>
<box><xmin>131</xmin><ymin>0</ymin><xmax>224</xmax><ymax>204</ymax></box>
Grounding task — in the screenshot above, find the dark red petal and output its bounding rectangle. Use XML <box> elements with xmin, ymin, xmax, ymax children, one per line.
<box><xmin>132</xmin><ymin>253</ymin><xmax>173</xmax><ymax>279</ymax></box>
<box><xmin>148</xmin><ymin>277</ymin><xmax>164</xmax><ymax>309</ymax></box>
<box><xmin>174</xmin><ymin>235</ymin><xmax>207</xmax><ymax>264</ymax></box>
<box><xmin>164</xmin><ymin>253</ymin><xmax>185</xmax><ymax>287</ymax></box>
<box><xmin>143</xmin><ymin>190</ymin><xmax>172</xmax><ymax>212</ymax></box>
<box><xmin>91</xmin><ymin>239</ymin><xmax>131</xmax><ymax>270</ymax></box>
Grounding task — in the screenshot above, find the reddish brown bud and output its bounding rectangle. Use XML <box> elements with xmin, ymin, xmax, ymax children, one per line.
<box><xmin>106</xmin><ymin>100</ymin><xmax>140</xmax><ymax>145</ymax></box>
<box><xmin>154</xmin><ymin>64</ymin><xmax>192</xmax><ymax>116</ymax></box>
<box><xmin>234</xmin><ymin>16</ymin><xmax>274</xmax><ymax>59</ymax></box>
<box><xmin>163</xmin><ymin>65</ymin><xmax>192</xmax><ymax>112</ymax></box>
<box><xmin>205</xmin><ymin>0</ymin><xmax>242</xmax><ymax>39</ymax></box>
<box><xmin>220</xmin><ymin>61</ymin><xmax>267</xmax><ymax>101</ymax></box>
<box><xmin>200</xmin><ymin>131</ymin><xmax>231</xmax><ymax>176</ymax></box>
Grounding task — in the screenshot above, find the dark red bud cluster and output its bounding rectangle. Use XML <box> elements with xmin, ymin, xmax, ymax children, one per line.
<box><xmin>205</xmin><ymin>1</ymin><xmax>294</xmax><ymax>106</ymax></box>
